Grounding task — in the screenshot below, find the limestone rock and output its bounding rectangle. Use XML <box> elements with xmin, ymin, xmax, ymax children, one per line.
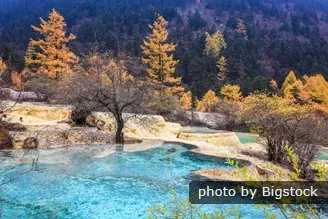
<box><xmin>166</xmin><ymin>122</ymin><xmax>182</xmax><ymax>135</ymax></box>
<box><xmin>3</xmin><ymin>102</ymin><xmax>146</xmax><ymax>149</ymax></box>
<box><xmin>177</xmin><ymin>132</ymin><xmax>241</xmax><ymax>147</ymax></box>
<box><xmin>2</xmin><ymin>101</ymin><xmax>73</xmax><ymax>121</ymax></box>
<box><xmin>2</xmin><ymin>114</ymin><xmax>71</xmax><ymax>131</ymax></box>
<box><xmin>172</xmin><ymin>110</ymin><xmax>227</xmax><ymax>128</ymax></box>
<box><xmin>11</xmin><ymin>128</ymin><xmax>141</xmax><ymax>149</ymax></box>
<box><xmin>86</xmin><ymin>112</ymin><xmax>175</xmax><ymax>138</ymax></box>
<box><xmin>2</xmin><ymin>101</ymin><xmax>73</xmax><ymax>132</ymax></box>
<box><xmin>0</xmin><ymin>88</ymin><xmax>46</xmax><ymax>102</ymax></box>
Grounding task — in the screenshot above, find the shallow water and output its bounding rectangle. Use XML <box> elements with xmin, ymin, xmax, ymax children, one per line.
<box><xmin>0</xmin><ymin>143</ymin><xmax>291</xmax><ymax>218</ymax></box>
<box><xmin>317</xmin><ymin>149</ymin><xmax>328</xmax><ymax>161</ymax></box>
<box><xmin>181</xmin><ymin>126</ymin><xmax>223</xmax><ymax>134</ymax></box>
<box><xmin>181</xmin><ymin>126</ymin><xmax>261</xmax><ymax>145</ymax></box>
<box><xmin>235</xmin><ymin>132</ymin><xmax>260</xmax><ymax>144</ymax></box>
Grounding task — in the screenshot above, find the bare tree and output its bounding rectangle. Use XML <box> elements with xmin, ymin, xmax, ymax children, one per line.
<box><xmin>66</xmin><ymin>52</ymin><xmax>149</xmax><ymax>143</ymax></box>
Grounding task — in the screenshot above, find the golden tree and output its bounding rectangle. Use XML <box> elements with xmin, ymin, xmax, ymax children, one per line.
<box><xmin>180</xmin><ymin>91</ymin><xmax>192</xmax><ymax>110</ymax></box>
<box><xmin>220</xmin><ymin>84</ymin><xmax>242</xmax><ymax>102</ymax></box>
<box><xmin>204</xmin><ymin>31</ymin><xmax>227</xmax><ymax>58</ymax></box>
<box><xmin>301</xmin><ymin>74</ymin><xmax>328</xmax><ymax>105</ymax></box>
<box><xmin>240</xmin><ymin>93</ymin><xmax>328</xmax><ymax>172</ymax></box>
<box><xmin>197</xmin><ymin>90</ymin><xmax>219</xmax><ymax>112</ymax></box>
<box><xmin>25</xmin><ymin>9</ymin><xmax>78</xmax><ymax>79</ymax></box>
<box><xmin>216</xmin><ymin>56</ymin><xmax>228</xmax><ymax>81</ymax></box>
<box><xmin>141</xmin><ymin>14</ymin><xmax>180</xmax><ymax>85</ymax></box>
<box><xmin>85</xmin><ymin>53</ymin><xmax>134</xmax><ymax>86</ymax></box>
<box><xmin>11</xmin><ymin>72</ymin><xmax>24</xmax><ymax>91</ymax></box>
<box><xmin>281</xmin><ymin>71</ymin><xmax>305</xmax><ymax>102</ymax></box>
<box><xmin>282</xmin><ymin>71</ymin><xmax>297</xmax><ymax>93</ymax></box>
<box><xmin>237</xmin><ymin>19</ymin><xmax>248</xmax><ymax>40</ymax></box>
<box><xmin>0</xmin><ymin>58</ymin><xmax>7</xmax><ymax>73</ymax></box>
<box><xmin>270</xmin><ymin>79</ymin><xmax>278</xmax><ymax>90</ymax></box>
<box><xmin>284</xmin><ymin>80</ymin><xmax>303</xmax><ymax>102</ymax></box>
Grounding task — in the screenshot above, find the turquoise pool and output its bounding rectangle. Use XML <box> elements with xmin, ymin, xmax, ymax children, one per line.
<box><xmin>235</xmin><ymin>132</ymin><xmax>260</xmax><ymax>144</ymax></box>
<box><xmin>0</xmin><ymin>143</ymin><xmax>291</xmax><ymax>218</ymax></box>
<box><xmin>317</xmin><ymin>149</ymin><xmax>328</xmax><ymax>161</ymax></box>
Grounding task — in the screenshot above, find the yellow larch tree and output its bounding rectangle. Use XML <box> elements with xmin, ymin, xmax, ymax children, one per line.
<box><xmin>180</xmin><ymin>91</ymin><xmax>192</xmax><ymax>110</ymax></box>
<box><xmin>216</xmin><ymin>56</ymin><xmax>228</xmax><ymax>81</ymax></box>
<box><xmin>284</xmin><ymin>79</ymin><xmax>304</xmax><ymax>102</ymax></box>
<box><xmin>11</xmin><ymin>72</ymin><xmax>24</xmax><ymax>91</ymax></box>
<box><xmin>270</xmin><ymin>79</ymin><xmax>278</xmax><ymax>90</ymax></box>
<box><xmin>220</xmin><ymin>84</ymin><xmax>242</xmax><ymax>102</ymax></box>
<box><xmin>85</xmin><ymin>53</ymin><xmax>134</xmax><ymax>86</ymax></box>
<box><xmin>204</xmin><ymin>31</ymin><xmax>227</xmax><ymax>58</ymax></box>
<box><xmin>141</xmin><ymin>14</ymin><xmax>180</xmax><ymax>85</ymax></box>
<box><xmin>197</xmin><ymin>90</ymin><xmax>219</xmax><ymax>112</ymax></box>
<box><xmin>300</xmin><ymin>74</ymin><xmax>328</xmax><ymax>118</ymax></box>
<box><xmin>0</xmin><ymin>58</ymin><xmax>7</xmax><ymax>73</ymax></box>
<box><xmin>282</xmin><ymin>71</ymin><xmax>304</xmax><ymax>102</ymax></box>
<box><xmin>301</xmin><ymin>74</ymin><xmax>328</xmax><ymax>105</ymax></box>
<box><xmin>25</xmin><ymin>9</ymin><xmax>78</xmax><ymax>79</ymax></box>
<box><xmin>282</xmin><ymin>71</ymin><xmax>297</xmax><ymax>94</ymax></box>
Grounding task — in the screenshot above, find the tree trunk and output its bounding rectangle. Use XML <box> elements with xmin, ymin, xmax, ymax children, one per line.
<box><xmin>267</xmin><ymin>137</ymin><xmax>284</xmax><ymax>164</ymax></box>
<box><xmin>115</xmin><ymin>115</ymin><xmax>125</xmax><ymax>144</ymax></box>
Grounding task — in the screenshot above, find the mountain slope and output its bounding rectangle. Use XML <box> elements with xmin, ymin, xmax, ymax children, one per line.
<box><xmin>1</xmin><ymin>0</ymin><xmax>328</xmax><ymax>95</ymax></box>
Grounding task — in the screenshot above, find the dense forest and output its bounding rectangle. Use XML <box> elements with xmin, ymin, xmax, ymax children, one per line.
<box><xmin>1</xmin><ymin>0</ymin><xmax>328</xmax><ymax>96</ymax></box>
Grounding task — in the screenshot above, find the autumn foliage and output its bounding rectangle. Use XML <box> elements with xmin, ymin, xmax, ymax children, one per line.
<box><xmin>220</xmin><ymin>84</ymin><xmax>242</xmax><ymax>101</ymax></box>
<box><xmin>204</xmin><ymin>31</ymin><xmax>227</xmax><ymax>58</ymax></box>
<box><xmin>25</xmin><ymin>9</ymin><xmax>78</xmax><ymax>79</ymax></box>
<box><xmin>0</xmin><ymin>58</ymin><xmax>7</xmax><ymax>73</ymax></box>
<box><xmin>240</xmin><ymin>93</ymin><xmax>328</xmax><ymax>177</ymax></box>
<box><xmin>180</xmin><ymin>91</ymin><xmax>192</xmax><ymax>110</ymax></box>
<box><xmin>141</xmin><ymin>14</ymin><xmax>180</xmax><ymax>85</ymax></box>
<box><xmin>281</xmin><ymin>71</ymin><xmax>328</xmax><ymax>117</ymax></box>
<box><xmin>217</xmin><ymin>56</ymin><xmax>228</xmax><ymax>81</ymax></box>
<box><xmin>301</xmin><ymin>74</ymin><xmax>328</xmax><ymax>105</ymax></box>
<box><xmin>141</xmin><ymin>14</ymin><xmax>184</xmax><ymax>110</ymax></box>
<box><xmin>197</xmin><ymin>90</ymin><xmax>219</xmax><ymax>112</ymax></box>
<box><xmin>269</xmin><ymin>79</ymin><xmax>278</xmax><ymax>90</ymax></box>
<box><xmin>11</xmin><ymin>72</ymin><xmax>24</xmax><ymax>90</ymax></box>
<box><xmin>282</xmin><ymin>71</ymin><xmax>303</xmax><ymax>101</ymax></box>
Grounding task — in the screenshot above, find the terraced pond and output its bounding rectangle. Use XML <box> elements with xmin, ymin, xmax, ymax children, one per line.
<box><xmin>181</xmin><ymin>126</ymin><xmax>261</xmax><ymax>144</ymax></box>
<box><xmin>0</xmin><ymin>143</ymin><xmax>290</xmax><ymax>218</ymax></box>
<box><xmin>317</xmin><ymin>149</ymin><xmax>328</xmax><ymax>161</ymax></box>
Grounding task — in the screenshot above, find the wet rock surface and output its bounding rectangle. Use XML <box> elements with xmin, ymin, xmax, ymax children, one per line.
<box><xmin>86</xmin><ymin>112</ymin><xmax>181</xmax><ymax>138</ymax></box>
<box><xmin>177</xmin><ymin>131</ymin><xmax>242</xmax><ymax>147</ymax></box>
<box><xmin>3</xmin><ymin>102</ymin><xmax>141</xmax><ymax>149</ymax></box>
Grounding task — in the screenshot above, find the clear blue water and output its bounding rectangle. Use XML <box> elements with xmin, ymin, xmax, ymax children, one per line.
<box><xmin>0</xmin><ymin>143</ymin><xmax>287</xmax><ymax>218</ymax></box>
<box><xmin>317</xmin><ymin>149</ymin><xmax>328</xmax><ymax>161</ymax></box>
<box><xmin>235</xmin><ymin>132</ymin><xmax>260</xmax><ymax>144</ymax></box>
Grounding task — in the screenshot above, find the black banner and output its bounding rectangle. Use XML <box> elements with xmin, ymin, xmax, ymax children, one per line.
<box><xmin>189</xmin><ymin>181</ymin><xmax>328</xmax><ymax>204</ymax></box>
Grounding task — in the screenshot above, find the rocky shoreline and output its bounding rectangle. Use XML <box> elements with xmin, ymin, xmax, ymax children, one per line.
<box><xmin>2</xmin><ymin>101</ymin><xmax>322</xmax><ymax>181</ymax></box>
<box><xmin>1</xmin><ymin>101</ymin><xmax>146</xmax><ymax>149</ymax></box>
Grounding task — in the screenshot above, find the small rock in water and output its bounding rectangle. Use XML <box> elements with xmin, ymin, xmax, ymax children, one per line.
<box><xmin>166</xmin><ymin>148</ymin><xmax>177</xmax><ymax>154</ymax></box>
<box><xmin>23</xmin><ymin>137</ymin><xmax>38</xmax><ymax>149</ymax></box>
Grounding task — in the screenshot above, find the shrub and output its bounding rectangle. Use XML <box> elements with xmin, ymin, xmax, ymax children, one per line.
<box><xmin>240</xmin><ymin>94</ymin><xmax>328</xmax><ymax>178</ymax></box>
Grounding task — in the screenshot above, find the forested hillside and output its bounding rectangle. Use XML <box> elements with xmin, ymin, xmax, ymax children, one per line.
<box><xmin>1</xmin><ymin>0</ymin><xmax>328</xmax><ymax>96</ymax></box>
